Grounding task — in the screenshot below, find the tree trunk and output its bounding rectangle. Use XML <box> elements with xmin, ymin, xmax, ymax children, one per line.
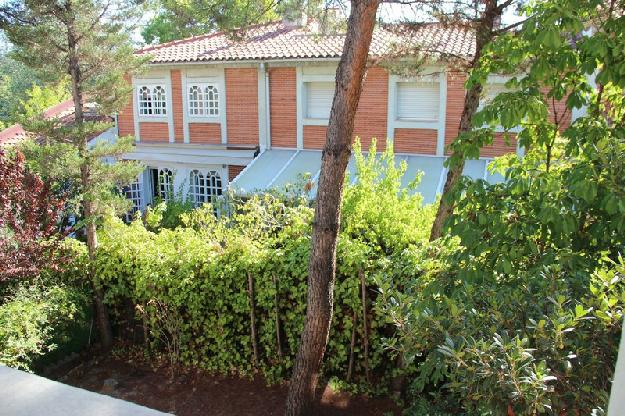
<box><xmin>68</xmin><ymin>13</ymin><xmax>113</xmax><ymax>349</ymax></box>
<box><xmin>248</xmin><ymin>272</ymin><xmax>259</xmax><ymax>367</ymax></box>
<box><xmin>359</xmin><ymin>269</ymin><xmax>370</xmax><ymax>383</ymax></box>
<box><xmin>284</xmin><ymin>1</ymin><xmax>380</xmax><ymax>415</ymax></box>
<box><xmin>81</xmin><ymin>164</ymin><xmax>113</xmax><ymax>349</ymax></box>
<box><xmin>429</xmin><ymin>0</ymin><xmax>506</xmax><ymax>241</ymax></box>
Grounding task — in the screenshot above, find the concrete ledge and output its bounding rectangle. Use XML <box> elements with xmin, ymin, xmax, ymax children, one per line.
<box><xmin>0</xmin><ymin>365</ymin><xmax>170</xmax><ymax>416</ymax></box>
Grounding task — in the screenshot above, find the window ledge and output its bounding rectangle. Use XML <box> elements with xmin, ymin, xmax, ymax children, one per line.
<box><xmin>303</xmin><ymin>118</ymin><xmax>329</xmax><ymax>126</ymax></box>
<box><xmin>188</xmin><ymin>116</ymin><xmax>220</xmax><ymax>123</ymax></box>
<box><xmin>394</xmin><ymin>119</ymin><xmax>439</xmax><ymax>130</ymax></box>
<box><xmin>138</xmin><ymin>116</ymin><xmax>168</xmax><ymax>123</ymax></box>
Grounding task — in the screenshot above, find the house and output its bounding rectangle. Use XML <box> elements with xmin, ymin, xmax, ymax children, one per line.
<box><xmin>0</xmin><ymin>100</ymin><xmax>117</xmax><ymax>148</ymax></box>
<box><xmin>0</xmin><ymin>99</ymin><xmax>75</xmax><ymax>147</ymax></box>
<box><xmin>116</xmin><ymin>20</ymin><xmax>567</xmax><ymax>211</ymax></box>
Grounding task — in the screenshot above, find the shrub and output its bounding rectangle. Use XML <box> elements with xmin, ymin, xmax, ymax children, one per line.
<box><xmin>0</xmin><ymin>283</ymin><xmax>89</xmax><ymax>370</ymax></box>
<box><xmin>378</xmin><ymin>145</ymin><xmax>625</xmax><ymax>414</ymax></box>
<box><xmin>94</xmin><ymin>140</ymin><xmax>434</xmax><ymax>391</ymax></box>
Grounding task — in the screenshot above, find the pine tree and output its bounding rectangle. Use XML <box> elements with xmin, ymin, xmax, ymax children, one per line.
<box><xmin>285</xmin><ymin>1</ymin><xmax>381</xmax><ymax>414</ymax></box>
<box><xmin>0</xmin><ymin>0</ymin><xmax>147</xmax><ymax>349</ymax></box>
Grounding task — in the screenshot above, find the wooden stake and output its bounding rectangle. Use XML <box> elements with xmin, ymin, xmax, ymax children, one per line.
<box><xmin>273</xmin><ymin>274</ymin><xmax>283</xmax><ymax>358</ymax></box>
<box><xmin>346</xmin><ymin>309</ymin><xmax>357</xmax><ymax>381</ymax></box>
<box><xmin>247</xmin><ymin>272</ymin><xmax>259</xmax><ymax>367</ymax></box>
<box><xmin>360</xmin><ymin>269</ymin><xmax>370</xmax><ymax>383</ymax></box>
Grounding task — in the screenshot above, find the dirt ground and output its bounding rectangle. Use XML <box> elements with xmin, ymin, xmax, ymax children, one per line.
<box><xmin>53</xmin><ymin>355</ymin><xmax>401</xmax><ymax>416</ymax></box>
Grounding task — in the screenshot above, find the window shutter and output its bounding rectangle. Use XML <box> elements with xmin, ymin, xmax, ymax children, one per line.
<box><xmin>306</xmin><ymin>82</ymin><xmax>334</xmax><ymax>119</ymax></box>
<box><xmin>396</xmin><ymin>82</ymin><xmax>440</xmax><ymax>121</ymax></box>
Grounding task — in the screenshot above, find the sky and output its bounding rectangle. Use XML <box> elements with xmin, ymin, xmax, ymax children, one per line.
<box><xmin>378</xmin><ymin>1</ymin><xmax>525</xmax><ymax>26</ymax></box>
<box><xmin>1</xmin><ymin>1</ymin><xmax>526</xmax><ymax>48</ymax></box>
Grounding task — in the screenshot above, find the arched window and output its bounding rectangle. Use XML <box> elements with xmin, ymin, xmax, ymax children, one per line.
<box><xmin>189</xmin><ymin>170</ymin><xmax>222</xmax><ymax>207</ymax></box>
<box><xmin>158</xmin><ymin>168</ymin><xmax>174</xmax><ymax>201</ymax></box>
<box><xmin>188</xmin><ymin>84</ymin><xmax>219</xmax><ymax>117</ymax></box>
<box><xmin>138</xmin><ymin>85</ymin><xmax>167</xmax><ymax>116</ymax></box>
<box><xmin>123</xmin><ymin>175</ymin><xmax>143</xmax><ymax>222</ymax></box>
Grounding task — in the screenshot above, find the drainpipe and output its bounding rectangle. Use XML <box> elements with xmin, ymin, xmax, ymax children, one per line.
<box><xmin>257</xmin><ymin>62</ymin><xmax>270</xmax><ymax>151</ymax></box>
<box><xmin>265</xmin><ymin>63</ymin><xmax>271</xmax><ymax>150</ymax></box>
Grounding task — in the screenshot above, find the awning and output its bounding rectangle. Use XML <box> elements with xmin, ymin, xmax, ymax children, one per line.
<box><xmin>124</xmin><ymin>143</ymin><xmax>257</xmax><ymax>166</ymax></box>
<box><xmin>230</xmin><ymin>150</ymin><xmax>504</xmax><ymax>204</ymax></box>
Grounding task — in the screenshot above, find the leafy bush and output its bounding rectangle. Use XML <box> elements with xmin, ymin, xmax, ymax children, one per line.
<box><xmin>94</xmin><ymin>140</ymin><xmax>434</xmax><ymax>391</ymax></box>
<box><xmin>378</xmin><ymin>142</ymin><xmax>625</xmax><ymax>414</ymax></box>
<box><xmin>0</xmin><ymin>283</ymin><xmax>88</xmax><ymax>370</ymax></box>
<box><xmin>144</xmin><ymin>197</ymin><xmax>195</xmax><ymax>231</ymax></box>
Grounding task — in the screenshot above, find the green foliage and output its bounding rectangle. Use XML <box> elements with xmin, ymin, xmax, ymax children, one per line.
<box><xmin>0</xmin><ymin>283</ymin><xmax>89</xmax><ymax>371</ymax></box>
<box><xmin>378</xmin><ymin>1</ymin><xmax>625</xmax><ymax>414</ymax></box>
<box><xmin>342</xmin><ymin>139</ymin><xmax>435</xmax><ymax>254</ymax></box>
<box><xmin>141</xmin><ymin>0</ymin><xmax>340</xmax><ymax>44</ymax></box>
<box><xmin>1</xmin><ymin>0</ymin><xmax>148</xmax><ymax>116</ymax></box>
<box><xmin>141</xmin><ymin>0</ymin><xmax>281</xmax><ymax>44</ymax></box>
<box><xmin>0</xmin><ymin>56</ymin><xmax>39</xmax><ymax>124</ymax></box>
<box><xmin>93</xmin><ymin>141</ymin><xmax>433</xmax><ymax>391</ymax></box>
<box><xmin>144</xmin><ymin>197</ymin><xmax>196</xmax><ymax>231</ymax></box>
<box><xmin>16</xmin><ymin>80</ymin><xmax>70</xmax><ymax>121</ymax></box>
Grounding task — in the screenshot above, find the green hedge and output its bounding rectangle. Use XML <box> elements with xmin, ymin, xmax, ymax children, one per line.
<box><xmin>94</xmin><ymin>140</ymin><xmax>434</xmax><ymax>391</ymax></box>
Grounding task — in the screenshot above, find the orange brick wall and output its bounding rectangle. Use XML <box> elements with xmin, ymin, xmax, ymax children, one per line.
<box><xmin>171</xmin><ymin>70</ymin><xmax>184</xmax><ymax>142</ymax></box>
<box><xmin>480</xmin><ymin>133</ymin><xmax>517</xmax><ymax>158</ymax></box>
<box><xmin>228</xmin><ymin>165</ymin><xmax>246</xmax><ymax>181</ymax></box>
<box><xmin>544</xmin><ymin>91</ymin><xmax>572</xmax><ymax>130</ymax></box>
<box><xmin>303</xmin><ymin>125</ymin><xmax>327</xmax><ymax>149</ymax></box>
<box><xmin>226</xmin><ymin>68</ymin><xmax>258</xmax><ymax>145</ymax></box>
<box><xmin>445</xmin><ymin>72</ymin><xmax>467</xmax><ymax>155</ymax></box>
<box><xmin>394</xmin><ymin>128</ymin><xmax>438</xmax><ymax>155</ymax></box>
<box><xmin>139</xmin><ymin>122</ymin><xmax>169</xmax><ymax>143</ymax></box>
<box><xmin>354</xmin><ymin>67</ymin><xmax>388</xmax><ymax>151</ymax></box>
<box><xmin>189</xmin><ymin>122</ymin><xmax>221</xmax><ymax>144</ymax></box>
<box><xmin>118</xmin><ymin>75</ymin><xmax>135</xmax><ymax>137</ymax></box>
<box><xmin>269</xmin><ymin>68</ymin><xmax>297</xmax><ymax>148</ymax></box>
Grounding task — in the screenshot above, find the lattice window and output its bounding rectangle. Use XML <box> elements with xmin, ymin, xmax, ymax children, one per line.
<box><xmin>189</xmin><ymin>170</ymin><xmax>222</xmax><ymax>207</ymax></box>
<box><xmin>138</xmin><ymin>85</ymin><xmax>167</xmax><ymax>116</ymax></box>
<box><xmin>188</xmin><ymin>84</ymin><xmax>219</xmax><ymax>117</ymax></box>
<box><xmin>123</xmin><ymin>176</ymin><xmax>142</xmax><ymax>222</ymax></box>
<box><xmin>158</xmin><ymin>168</ymin><xmax>174</xmax><ymax>201</ymax></box>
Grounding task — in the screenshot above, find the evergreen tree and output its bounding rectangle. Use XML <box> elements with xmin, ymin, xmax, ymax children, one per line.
<box><xmin>0</xmin><ymin>0</ymin><xmax>147</xmax><ymax>349</ymax></box>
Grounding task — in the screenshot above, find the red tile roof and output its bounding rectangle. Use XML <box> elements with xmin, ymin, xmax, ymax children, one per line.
<box><xmin>138</xmin><ymin>21</ymin><xmax>476</xmax><ymax>64</ymax></box>
<box><xmin>0</xmin><ymin>100</ymin><xmax>74</xmax><ymax>147</ymax></box>
<box><xmin>0</xmin><ymin>101</ymin><xmax>111</xmax><ymax>147</ymax></box>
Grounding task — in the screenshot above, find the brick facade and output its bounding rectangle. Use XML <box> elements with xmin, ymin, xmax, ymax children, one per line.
<box><xmin>394</xmin><ymin>128</ymin><xmax>438</xmax><ymax>154</ymax></box>
<box><xmin>139</xmin><ymin>122</ymin><xmax>169</xmax><ymax>143</ymax></box>
<box><xmin>118</xmin><ymin>75</ymin><xmax>135</xmax><ymax>137</ymax></box>
<box><xmin>171</xmin><ymin>69</ymin><xmax>184</xmax><ymax>142</ymax></box>
<box><xmin>269</xmin><ymin>68</ymin><xmax>297</xmax><ymax>148</ymax></box>
<box><xmin>303</xmin><ymin>125</ymin><xmax>327</xmax><ymax>149</ymax></box>
<box><xmin>444</xmin><ymin>72</ymin><xmax>467</xmax><ymax>155</ymax></box>
<box><xmin>189</xmin><ymin>123</ymin><xmax>221</xmax><ymax>144</ymax></box>
<box><xmin>228</xmin><ymin>165</ymin><xmax>246</xmax><ymax>181</ymax></box>
<box><xmin>225</xmin><ymin>68</ymin><xmax>259</xmax><ymax>146</ymax></box>
<box><xmin>480</xmin><ymin>133</ymin><xmax>517</xmax><ymax>158</ymax></box>
<box><xmin>354</xmin><ymin>67</ymin><xmax>388</xmax><ymax>151</ymax></box>
<box><xmin>120</xmin><ymin>66</ymin><xmax>559</xmax><ymax>160</ymax></box>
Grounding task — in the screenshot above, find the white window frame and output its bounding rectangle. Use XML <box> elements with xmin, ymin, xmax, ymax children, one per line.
<box><xmin>137</xmin><ymin>84</ymin><xmax>168</xmax><ymax>118</ymax></box>
<box><xmin>187</xmin><ymin>83</ymin><xmax>220</xmax><ymax>118</ymax></box>
<box><xmin>189</xmin><ymin>169</ymin><xmax>223</xmax><ymax>207</ymax></box>
<box><xmin>158</xmin><ymin>168</ymin><xmax>174</xmax><ymax>202</ymax></box>
<box><xmin>391</xmin><ymin>74</ymin><xmax>441</xmax><ymax>130</ymax></box>
<box><xmin>386</xmin><ymin>70</ymin><xmax>448</xmax><ymax>156</ymax></box>
<box><xmin>395</xmin><ymin>80</ymin><xmax>441</xmax><ymax>123</ymax></box>
<box><xmin>303</xmin><ymin>80</ymin><xmax>335</xmax><ymax>124</ymax></box>
<box><xmin>123</xmin><ymin>174</ymin><xmax>143</xmax><ymax>222</ymax></box>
